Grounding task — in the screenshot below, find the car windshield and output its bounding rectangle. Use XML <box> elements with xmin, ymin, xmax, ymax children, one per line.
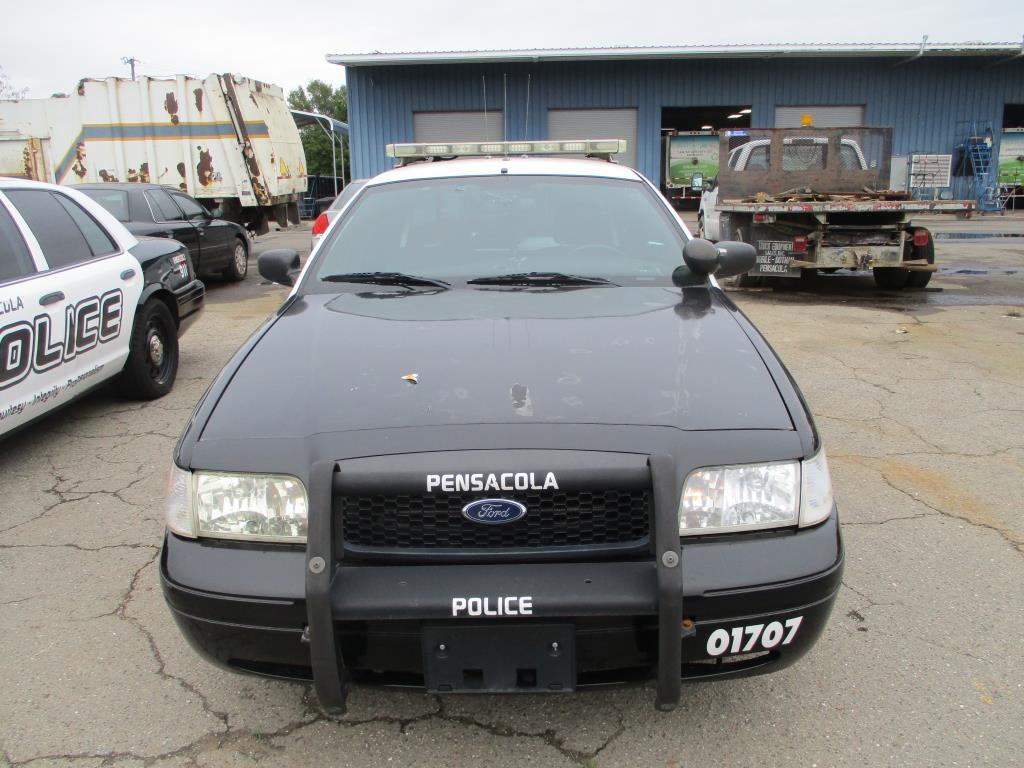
<box><xmin>80</xmin><ymin>189</ymin><xmax>130</xmax><ymax>222</ymax></box>
<box><xmin>312</xmin><ymin>175</ymin><xmax>685</xmax><ymax>287</ymax></box>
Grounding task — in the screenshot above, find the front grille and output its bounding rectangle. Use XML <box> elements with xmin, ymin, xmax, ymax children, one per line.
<box><xmin>338</xmin><ymin>489</ymin><xmax>651</xmax><ymax>550</ymax></box>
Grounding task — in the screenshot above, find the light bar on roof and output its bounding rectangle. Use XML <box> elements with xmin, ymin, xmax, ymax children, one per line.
<box><xmin>385</xmin><ymin>139</ymin><xmax>627</xmax><ymax>159</ymax></box>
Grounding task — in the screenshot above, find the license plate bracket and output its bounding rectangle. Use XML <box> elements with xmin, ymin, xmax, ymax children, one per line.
<box><xmin>422</xmin><ymin>623</ymin><xmax>575</xmax><ymax>693</ymax></box>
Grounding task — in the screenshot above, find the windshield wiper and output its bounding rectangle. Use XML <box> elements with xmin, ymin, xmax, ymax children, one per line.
<box><xmin>466</xmin><ymin>272</ymin><xmax>616</xmax><ymax>286</ymax></box>
<box><xmin>320</xmin><ymin>271</ymin><xmax>450</xmax><ymax>289</ymax></box>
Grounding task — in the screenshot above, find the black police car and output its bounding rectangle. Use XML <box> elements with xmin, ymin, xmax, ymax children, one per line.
<box><xmin>162</xmin><ymin>140</ymin><xmax>842</xmax><ymax>712</ymax></box>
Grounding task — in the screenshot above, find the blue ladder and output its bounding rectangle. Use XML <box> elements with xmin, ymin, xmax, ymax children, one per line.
<box><xmin>959</xmin><ymin>122</ymin><xmax>1004</xmax><ymax>212</ymax></box>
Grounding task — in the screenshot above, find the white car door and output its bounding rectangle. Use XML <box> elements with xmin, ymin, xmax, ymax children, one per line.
<box><xmin>0</xmin><ymin>186</ymin><xmax>143</xmax><ymax>435</ymax></box>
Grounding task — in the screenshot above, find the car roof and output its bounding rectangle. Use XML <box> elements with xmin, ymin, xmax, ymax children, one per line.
<box><xmin>367</xmin><ymin>156</ymin><xmax>644</xmax><ymax>186</ymax></box>
<box><xmin>0</xmin><ymin>176</ymin><xmax>139</xmax><ymax>249</ymax></box>
<box><xmin>72</xmin><ymin>182</ymin><xmax>179</xmax><ymax>191</ymax></box>
<box><xmin>0</xmin><ymin>176</ymin><xmax>69</xmax><ymax>191</ymax></box>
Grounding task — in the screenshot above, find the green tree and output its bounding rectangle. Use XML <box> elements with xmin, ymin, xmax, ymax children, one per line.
<box><xmin>288</xmin><ymin>80</ymin><xmax>349</xmax><ymax>182</ymax></box>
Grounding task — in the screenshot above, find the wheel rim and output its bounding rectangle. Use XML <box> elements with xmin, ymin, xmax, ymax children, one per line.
<box><xmin>234</xmin><ymin>243</ymin><xmax>247</xmax><ymax>274</ymax></box>
<box><xmin>145</xmin><ymin>317</ymin><xmax>172</xmax><ymax>384</ymax></box>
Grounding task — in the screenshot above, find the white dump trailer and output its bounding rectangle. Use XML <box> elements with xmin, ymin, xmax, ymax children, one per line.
<box><xmin>0</xmin><ymin>73</ymin><xmax>306</xmax><ymax>233</ymax></box>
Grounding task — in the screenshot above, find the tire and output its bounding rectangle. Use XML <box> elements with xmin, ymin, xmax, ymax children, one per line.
<box><xmin>223</xmin><ymin>238</ymin><xmax>249</xmax><ymax>281</ymax></box>
<box><xmin>905</xmin><ymin>230</ymin><xmax>935</xmax><ymax>288</ymax></box>
<box><xmin>118</xmin><ymin>299</ymin><xmax>178</xmax><ymax>400</ymax></box>
<box><xmin>873</xmin><ymin>267</ymin><xmax>910</xmax><ymax>290</ymax></box>
<box><xmin>730</xmin><ymin>225</ymin><xmax>761</xmax><ymax>286</ymax></box>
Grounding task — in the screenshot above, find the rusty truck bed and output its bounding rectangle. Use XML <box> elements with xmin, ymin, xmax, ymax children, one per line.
<box><xmin>716</xmin><ymin>199</ymin><xmax>973</xmax><ymax>214</ymax></box>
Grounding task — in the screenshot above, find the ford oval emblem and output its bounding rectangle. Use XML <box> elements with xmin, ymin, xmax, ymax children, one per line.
<box><xmin>462</xmin><ymin>498</ymin><xmax>527</xmax><ymax>525</ymax></box>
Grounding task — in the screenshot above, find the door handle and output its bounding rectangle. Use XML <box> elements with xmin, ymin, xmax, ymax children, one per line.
<box><xmin>120</xmin><ymin>268</ymin><xmax>136</xmax><ymax>280</ymax></box>
<box><xmin>39</xmin><ymin>291</ymin><xmax>65</xmax><ymax>306</ymax></box>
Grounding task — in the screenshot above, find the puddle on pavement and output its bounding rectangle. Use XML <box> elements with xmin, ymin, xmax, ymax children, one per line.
<box><xmin>938</xmin><ymin>267</ymin><xmax>1021</xmax><ymax>275</ymax></box>
<box><xmin>730</xmin><ymin>270</ymin><xmax>1024</xmax><ymax>309</ymax></box>
<box><xmin>935</xmin><ymin>232</ymin><xmax>1024</xmax><ymax>240</ymax></box>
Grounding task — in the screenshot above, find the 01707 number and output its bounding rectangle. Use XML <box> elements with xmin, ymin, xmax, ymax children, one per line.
<box><xmin>705</xmin><ymin>616</ymin><xmax>803</xmax><ymax>656</ymax></box>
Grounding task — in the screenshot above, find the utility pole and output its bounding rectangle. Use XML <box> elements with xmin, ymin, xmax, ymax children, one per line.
<box><xmin>121</xmin><ymin>56</ymin><xmax>140</xmax><ymax>80</ymax></box>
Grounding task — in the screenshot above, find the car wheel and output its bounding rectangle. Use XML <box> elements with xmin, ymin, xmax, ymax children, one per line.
<box><xmin>905</xmin><ymin>230</ymin><xmax>935</xmax><ymax>288</ymax></box>
<box><xmin>873</xmin><ymin>267</ymin><xmax>910</xmax><ymax>290</ymax></box>
<box><xmin>119</xmin><ymin>299</ymin><xmax>178</xmax><ymax>400</ymax></box>
<box><xmin>223</xmin><ymin>238</ymin><xmax>249</xmax><ymax>282</ymax></box>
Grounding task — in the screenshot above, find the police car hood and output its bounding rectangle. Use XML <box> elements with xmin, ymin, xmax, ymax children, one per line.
<box><xmin>200</xmin><ymin>286</ymin><xmax>793</xmax><ymax>440</ymax></box>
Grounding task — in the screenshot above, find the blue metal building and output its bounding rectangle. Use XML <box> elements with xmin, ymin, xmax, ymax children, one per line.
<box><xmin>329</xmin><ymin>42</ymin><xmax>1024</xmax><ymax>197</ymax></box>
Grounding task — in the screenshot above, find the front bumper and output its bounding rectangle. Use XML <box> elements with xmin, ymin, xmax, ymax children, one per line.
<box><xmin>161</xmin><ymin>498</ymin><xmax>842</xmax><ymax>709</ymax></box>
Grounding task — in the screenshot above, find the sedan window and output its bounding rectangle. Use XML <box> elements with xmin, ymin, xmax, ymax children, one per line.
<box><xmin>146</xmin><ymin>189</ymin><xmax>185</xmax><ymax>222</ymax></box>
<box><xmin>54</xmin><ymin>195</ymin><xmax>118</xmax><ymax>258</ymax></box>
<box><xmin>171</xmin><ymin>193</ymin><xmax>208</xmax><ymax>221</ymax></box>
<box><xmin>0</xmin><ymin>202</ymin><xmax>36</xmax><ymax>283</ymax></box>
<box><xmin>5</xmin><ymin>190</ymin><xmax>117</xmax><ymax>269</ymax></box>
<box><xmin>314</xmin><ymin>176</ymin><xmax>684</xmax><ymax>286</ymax></box>
<box><xmin>80</xmin><ymin>189</ymin><xmax>130</xmax><ymax>222</ymax></box>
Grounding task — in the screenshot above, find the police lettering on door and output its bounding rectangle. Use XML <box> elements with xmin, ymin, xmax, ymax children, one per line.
<box><xmin>0</xmin><ymin>289</ymin><xmax>123</xmax><ymax>390</ymax></box>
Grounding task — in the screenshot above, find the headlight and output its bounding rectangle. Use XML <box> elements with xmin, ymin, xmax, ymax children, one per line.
<box><xmin>164</xmin><ymin>466</ymin><xmax>308</xmax><ymax>543</ymax></box>
<box><xmin>680</xmin><ymin>460</ymin><xmax>799</xmax><ymax>535</ymax></box>
<box><xmin>679</xmin><ymin>448</ymin><xmax>834</xmax><ymax>535</ymax></box>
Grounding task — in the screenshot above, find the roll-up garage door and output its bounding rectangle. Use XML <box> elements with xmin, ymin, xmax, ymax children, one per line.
<box><xmin>413</xmin><ymin>111</ymin><xmax>505</xmax><ymax>142</ymax></box>
<box><xmin>547</xmin><ymin>109</ymin><xmax>638</xmax><ymax>168</ymax></box>
<box><xmin>775</xmin><ymin>106</ymin><xmax>865</xmax><ymax>128</ymax></box>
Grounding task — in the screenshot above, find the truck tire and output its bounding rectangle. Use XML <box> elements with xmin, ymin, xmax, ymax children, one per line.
<box><xmin>731</xmin><ymin>225</ymin><xmax>762</xmax><ymax>286</ymax></box>
<box><xmin>905</xmin><ymin>229</ymin><xmax>935</xmax><ymax>289</ymax></box>
<box><xmin>223</xmin><ymin>238</ymin><xmax>249</xmax><ymax>282</ymax></box>
<box><xmin>118</xmin><ymin>299</ymin><xmax>178</xmax><ymax>400</ymax></box>
<box><xmin>873</xmin><ymin>267</ymin><xmax>910</xmax><ymax>290</ymax></box>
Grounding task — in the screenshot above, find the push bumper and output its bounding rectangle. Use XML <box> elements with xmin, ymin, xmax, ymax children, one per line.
<box><xmin>174</xmin><ymin>278</ymin><xmax>205</xmax><ymax>336</ymax></box>
<box><xmin>161</xmin><ymin>458</ymin><xmax>843</xmax><ymax>712</ymax></box>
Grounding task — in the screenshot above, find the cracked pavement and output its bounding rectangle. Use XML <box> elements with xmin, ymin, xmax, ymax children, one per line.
<box><xmin>2</xmin><ymin>221</ymin><xmax>1022</xmax><ymax>767</ymax></box>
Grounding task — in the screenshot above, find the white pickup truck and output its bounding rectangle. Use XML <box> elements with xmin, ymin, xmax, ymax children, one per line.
<box><xmin>697</xmin><ymin>128</ymin><xmax>973</xmax><ymax>289</ymax></box>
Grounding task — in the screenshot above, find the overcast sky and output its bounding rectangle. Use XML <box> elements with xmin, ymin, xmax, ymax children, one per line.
<box><xmin>2</xmin><ymin>0</ymin><xmax>1022</xmax><ymax>99</ymax></box>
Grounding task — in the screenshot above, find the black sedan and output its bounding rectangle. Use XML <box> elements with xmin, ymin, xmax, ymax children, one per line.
<box><xmin>76</xmin><ymin>183</ymin><xmax>251</xmax><ymax>281</ymax></box>
<box><xmin>161</xmin><ymin>142</ymin><xmax>842</xmax><ymax>714</ymax></box>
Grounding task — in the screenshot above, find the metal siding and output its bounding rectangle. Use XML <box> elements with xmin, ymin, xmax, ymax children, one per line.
<box><xmin>413</xmin><ymin>111</ymin><xmax>504</xmax><ymax>142</ymax></box>
<box><xmin>347</xmin><ymin>58</ymin><xmax>1024</xmax><ymax>185</ymax></box>
<box><xmin>547</xmin><ymin>108</ymin><xmax>638</xmax><ymax>167</ymax></box>
<box><xmin>775</xmin><ymin>105</ymin><xmax>865</xmax><ymax>127</ymax></box>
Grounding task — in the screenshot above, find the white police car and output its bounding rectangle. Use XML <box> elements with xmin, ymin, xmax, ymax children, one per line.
<box><xmin>1</xmin><ymin>178</ymin><xmax>204</xmax><ymax>437</ymax></box>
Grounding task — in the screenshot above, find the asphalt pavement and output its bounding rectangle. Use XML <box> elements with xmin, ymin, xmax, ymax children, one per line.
<box><xmin>1</xmin><ymin>219</ymin><xmax>1021</xmax><ymax>767</ymax></box>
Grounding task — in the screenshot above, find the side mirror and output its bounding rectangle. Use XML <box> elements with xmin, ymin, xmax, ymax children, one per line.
<box><xmin>715</xmin><ymin>241</ymin><xmax>757</xmax><ymax>278</ymax></box>
<box><xmin>682</xmin><ymin>238</ymin><xmax>720</xmax><ymax>275</ymax></box>
<box><xmin>258</xmin><ymin>248</ymin><xmax>301</xmax><ymax>286</ymax></box>
<box><xmin>681</xmin><ymin>238</ymin><xmax>757</xmax><ymax>280</ymax></box>
<box><xmin>690</xmin><ymin>172</ymin><xmax>704</xmax><ymax>191</ymax></box>
<box><xmin>209</xmin><ymin>206</ymin><xmax>223</xmax><ymax>218</ymax></box>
